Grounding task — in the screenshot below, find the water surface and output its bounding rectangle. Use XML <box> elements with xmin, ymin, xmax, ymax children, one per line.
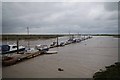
<box><xmin>2</xmin><ymin>36</ymin><xmax>118</xmax><ymax>78</ymax></box>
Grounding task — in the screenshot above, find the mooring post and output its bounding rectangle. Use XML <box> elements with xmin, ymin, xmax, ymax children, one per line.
<box><xmin>57</xmin><ymin>35</ymin><xmax>58</xmax><ymax>46</ymax></box>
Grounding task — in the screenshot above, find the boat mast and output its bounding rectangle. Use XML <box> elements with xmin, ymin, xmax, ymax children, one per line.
<box><xmin>7</xmin><ymin>35</ymin><xmax>8</xmax><ymax>44</ymax></box>
<box><xmin>69</xmin><ymin>31</ymin><xmax>70</xmax><ymax>39</ymax></box>
<box><xmin>17</xmin><ymin>35</ymin><xmax>19</xmax><ymax>54</ymax></box>
<box><xmin>78</xmin><ymin>32</ymin><xmax>80</xmax><ymax>39</ymax></box>
<box><xmin>27</xmin><ymin>27</ymin><xmax>30</xmax><ymax>49</ymax></box>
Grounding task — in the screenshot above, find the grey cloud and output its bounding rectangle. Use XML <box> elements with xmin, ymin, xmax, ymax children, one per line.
<box><xmin>104</xmin><ymin>2</ymin><xmax>118</xmax><ymax>11</ymax></box>
<box><xmin>2</xmin><ymin>2</ymin><xmax>118</xmax><ymax>34</ymax></box>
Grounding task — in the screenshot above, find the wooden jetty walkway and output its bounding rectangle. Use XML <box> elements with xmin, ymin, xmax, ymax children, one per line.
<box><xmin>2</xmin><ymin>50</ymin><xmax>41</xmax><ymax>66</ymax></box>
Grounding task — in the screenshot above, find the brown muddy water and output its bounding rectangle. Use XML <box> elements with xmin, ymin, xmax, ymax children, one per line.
<box><xmin>1</xmin><ymin>36</ymin><xmax>119</xmax><ymax>78</ymax></box>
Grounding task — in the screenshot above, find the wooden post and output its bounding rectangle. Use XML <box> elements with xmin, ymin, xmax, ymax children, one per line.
<box><xmin>27</xmin><ymin>27</ymin><xmax>30</xmax><ymax>49</ymax></box>
<box><xmin>57</xmin><ymin>35</ymin><xmax>58</xmax><ymax>46</ymax></box>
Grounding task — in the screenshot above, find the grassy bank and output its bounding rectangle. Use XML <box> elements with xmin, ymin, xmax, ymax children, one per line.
<box><xmin>1</xmin><ymin>34</ymin><xmax>120</xmax><ymax>40</ymax></box>
<box><xmin>93</xmin><ymin>62</ymin><xmax>120</xmax><ymax>80</ymax></box>
<box><xmin>1</xmin><ymin>34</ymin><xmax>64</xmax><ymax>40</ymax></box>
<box><xmin>92</xmin><ymin>34</ymin><xmax>120</xmax><ymax>38</ymax></box>
<box><xmin>112</xmin><ymin>35</ymin><xmax>120</xmax><ymax>38</ymax></box>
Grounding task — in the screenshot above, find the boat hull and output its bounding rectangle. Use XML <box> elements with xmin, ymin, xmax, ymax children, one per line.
<box><xmin>2</xmin><ymin>48</ymin><xmax>26</xmax><ymax>54</ymax></box>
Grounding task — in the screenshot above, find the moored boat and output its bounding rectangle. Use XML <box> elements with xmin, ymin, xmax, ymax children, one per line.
<box><xmin>0</xmin><ymin>44</ymin><xmax>26</xmax><ymax>54</ymax></box>
<box><xmin>45</xmin><ymin>51</ymin><xmax>58</xmax><ymax>54</ymax></box>
<box><xmin>59</xmin><ymin>42</ymin><xmax>65</xmax><ymax>46</ymax></box>
<box><xmin>35</xmin><ymin>44</ymin><xmax>49</xmax><ymax>51</ymax></box>
<box><xmin>50</xmin><ymin>42</ymin><xmax>58</xmax><ymax>48</ymax></box>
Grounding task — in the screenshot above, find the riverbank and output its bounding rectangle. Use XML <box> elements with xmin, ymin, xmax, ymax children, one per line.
<box><xmin>1</xmin><ymin>34</ymin><xmax>64</xmax><ymax>40</ymax></box>
<box><xmin>1</xmin><ymin>34</ymin><xmax>120</xmax><ymax>40</ymax></box>
<box><xmin>93</xmin><ymin>62</ymin><xmax>120</xmax><ymax>80</ymax></box>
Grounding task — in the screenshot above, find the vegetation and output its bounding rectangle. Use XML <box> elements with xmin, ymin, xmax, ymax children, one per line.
<box><xmin>88</xmin><ymin>34</ymin><xmax>120</xmax><ymax>38</ymax></box>
<box><xmin>1</xmin><ymin>34</ymin><xmax>120</xmax><ymax>40</ymax></box>
<box><xmin>92</xmin><ymin>34</ymin><xmax>120</xmax><ymax>37</ymax></box>
<box><xmin>93</xmin><ymin>62</ymin><xmax>120</xmax><ymax>80</ymax></box>
<box><xmin>1</xmin><ymin>34</ymin><xmax>64</xmax><ymax>40</ymax></box>
<box><xmin>113</xmin><ymin>35</ymin><xmax>120</xmax><ymax>38</ymax></box>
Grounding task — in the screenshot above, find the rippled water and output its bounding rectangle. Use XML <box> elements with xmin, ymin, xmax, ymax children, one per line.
<box><xmin>2</xmin><ymin>36</ymin><xmax>119</xmax><ymax>78</ymax></box>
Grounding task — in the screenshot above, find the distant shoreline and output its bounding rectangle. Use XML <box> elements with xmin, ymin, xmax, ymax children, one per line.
<box><xmin>1</xmin><ymin>34</ymin><xmax>120</xmax><ymax>40</ymax></box>
<box><xmin>1</xmin><ymin>34</ymin><xmax>64</xmax><ymax>40</ymax></box>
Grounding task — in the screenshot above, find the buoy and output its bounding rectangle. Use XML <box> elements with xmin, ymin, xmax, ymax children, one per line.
<box><xmin>58</xmin><ymin>68</ymin><xmax>64</xmax><ymax>71</ymax></box>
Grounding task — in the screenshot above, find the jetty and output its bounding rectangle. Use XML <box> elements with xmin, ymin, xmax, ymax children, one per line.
<box><xmin>2</xmin><ymin>50</ymin><xmax>40</xmax><ymax>66</ymax></box>
<box><xmin>49</xmin><ymin>35</ymin><xmax>92</xmax><ymax>48</ymax></box>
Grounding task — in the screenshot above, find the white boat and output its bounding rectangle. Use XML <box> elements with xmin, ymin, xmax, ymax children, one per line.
<box><xmin>35</xmin><ymin>45</ymin><xmax>49</xmax><ymax>51</ymax></box>
<box><xmin>0</xmin><ymin>44</ymin><xmax>26</xmax><ymax>54</ymax></box>
<box><xmin>50</xmin><ymin>42</ymin><xmax>57</xmax><ymax>47</ymax></box>
<box><xmin>59</xmin><ymin>42</ymin><xmax>65</xmax><ymax>46</ymax></box>
<box><xmin>45</xmin><ymin>51</ymin><xmax>58</xmax><ymax>54</ymax></box>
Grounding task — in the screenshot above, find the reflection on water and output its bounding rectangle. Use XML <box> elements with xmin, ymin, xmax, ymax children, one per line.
<box><xmin>2</xmin><ymin>36</ymin><xmax>118</xmax><ymax>78</ymax></box>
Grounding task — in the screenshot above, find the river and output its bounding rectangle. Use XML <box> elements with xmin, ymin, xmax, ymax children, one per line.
<box><xmin>2</xmin><ymin>36</ymin><xmax>119</xmax><ymax>78</ymax></box>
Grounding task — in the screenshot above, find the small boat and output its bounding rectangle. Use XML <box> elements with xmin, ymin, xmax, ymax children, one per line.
<box><xmin>50</xmin><ymin>42</ymin><xmax>58</xmax><ymax>48</ymax></box>
<box><xmin>59</xmin><ymin>42</ymin><xmax>65</xmax><ymax>46</ymax></box>
<box><xmin>35</xmin><ymin>45</ymin><xmax>49</xmax><ymax>51</ymax></box>
<box><xmin>88</xmin><ymin>35</ymin><xmax>92</xmax><ymax>38</ymax></box>
<box><xmin>45</xmin><ymin>51</ymin><xmax>58</xmax><ymax>54</ymax></box>
<box><xmin>72</xmin><ymin>39</ymin><xmax>77</xmax><ymax>43</ymax></box>
<box><xmin>0</xmin><ymin>44</ymin><xmax>26</xmax><ymax>54</ymax></box>
<box><xmin>65</xmin><ymin>40</ymin><xmax>72</xmax><ymax>45</ymax></box>
<box><xmin>75</xmin><ymin>38</ymin><xmax>81</xmax><ymax>43</ymax></box>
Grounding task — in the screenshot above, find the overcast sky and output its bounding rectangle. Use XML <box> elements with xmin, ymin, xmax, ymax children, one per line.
<box><xmin>2</xmin><ymin>2</ymin><xmax>118</xmax><ymax>34</ymax></box>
